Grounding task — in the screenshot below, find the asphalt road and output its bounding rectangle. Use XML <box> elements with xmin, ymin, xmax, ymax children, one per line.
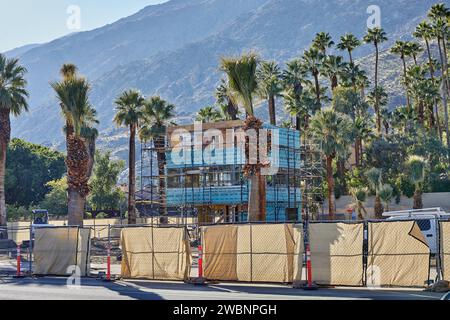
<box><xmin>0</xmin><ymin>277</ymin><xmax>444</xmax><ymax>300</ymax></box>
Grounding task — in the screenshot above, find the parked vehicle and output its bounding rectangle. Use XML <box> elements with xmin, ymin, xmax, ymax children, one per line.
<box><xmin>382</xmin><ymin>208</ymin><xmax>450</xmax><ymax>254</ymax></box>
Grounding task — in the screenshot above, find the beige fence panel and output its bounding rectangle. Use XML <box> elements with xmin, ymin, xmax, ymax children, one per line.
<box><xmin>121</xmin><ymin>227</ymin><xmax>191</xmax><ymax>281</ymax></box>
<box><xmin>202</xmin><ymin>224</ymin><xmax>303</xmax><ymax>283</ymax></box>
<box><xmin>441</xmin><ymin>221</ymin><xmax>450</xmax><ymax>281</ymax></box>
<box><xmin>367</xmin><ymin>221</ymin><xmax>430</xmax><ymax>287</ymax></box>
<box><xmin>309</xmin><ymin>222</ymin><xmax>364</xmax><ymax>286</ymax></box>
<box><xmin>33</xmin><ymin>227</ymin><xmax>91</xmax><ymax>276</ymax></box>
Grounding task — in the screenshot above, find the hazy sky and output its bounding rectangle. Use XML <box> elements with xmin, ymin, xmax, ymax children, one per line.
<box><xmin>0</xmin><ymin>0</ymin><xmax>168</xmax><ymax>52</ymax></box>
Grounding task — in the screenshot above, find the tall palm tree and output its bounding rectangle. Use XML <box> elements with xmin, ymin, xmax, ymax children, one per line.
<box><xmin>414</xmin><ymin>21</ymin><xmax>441</xmax><ymax>139</ymax></box>
<box><xmin>281</xmin><ymin>59</ymin><xmax>308</xmax><ymax>130</ymax></box>
<box><xmin>139</xmin><ymin>96</ymin><xmax>175</xmax><ymax>222</ymax></box>
<box><xmin>364</xmin><ymin>27</ymin><xmax>388</xmax><ymax>134</ymax></box>
<box><xmin>114</xmin><ymin>89</ymin><xmax>145</xmax><ymax>224</ymax></box>
<box><xmin>302</xmin><ymin>47</ymin><xmax>325</xmax><ymax>106</ymax></box>
<box><xmin>312</xmin><ymin>32</ymin><xmax>335</xmax><ymax>55</ymax></box>
<box><xmin>257</xmin><ymin>61</ymin><xmax>282</xmax><ymax>125</ymax></box>
<box><xmin>321</xmin><ymin>55</ymin><xmax>346</xmax><ymax>92</ymax></box>
<box><xmin>391</xmin><ymin>41</ymin><xmax>412</xmax><ymax>111</ymax></box>
<box><xmin>431</xmin><ymin>17</ymin><xmax>450</xmax><ymax>157</ymax></box>
<box><xmin>215</xmin><ymin>78</ymin><xmax>238</xmax><ymax>120</ymax></box>
<box><xmin>195</xmin><ymin>105</ymin><xmax>221</xmax><ymax>122</ymax></box>
<box><xmin>0</xmin><ymin>54</ymin><xmax>29</xmax><ymax>235</ymax></box>
<box><xmin>52</xmin><ymin>65</ymin><xmax>97</xmax><ymax>226</ymax></box>
<box><xmin>337</xmin><ymin>33</ymin><xmax>361</xmax><ymax>65</ymax></box>
<box><xmin>220</xmin><ymin>53</ymin><xmax>266</xmax><ymax>222</ymax></box>
<box><xmin>365</xmin><ymin>167</ymin><xmax>383</xmax><ymax>219</ymax></box>
<box><xmin>406</xmin><ymin>155</ymin><xmax>427</xmax><ymax>209</ymax></box>
<box><xmin>309</xmin><ymin>108</ymin><xmax>353</xmax><ymax>219</ymax></box>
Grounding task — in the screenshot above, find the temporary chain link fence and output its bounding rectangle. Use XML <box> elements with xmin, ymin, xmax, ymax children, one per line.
<box><xmin>1</xmin><ymin>217</ymin><xmax>449</xmax><ymax>288</ymax></box>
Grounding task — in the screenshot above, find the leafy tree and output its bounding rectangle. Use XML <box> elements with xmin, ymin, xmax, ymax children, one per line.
<box><xmin>5</xmin><ymin>139</ymin><xmax>65</xmax><ymax>207</ymax></box>
<box><xmin>88</xmin><ymin>151</ymin><xmax>125</xmax><ymax>212</ymax></box>
<box><xmin>0</xmin><ymin>54</ymin><xmax>29</xmax><ymax>234</ymax></box>
<box><xmin>114</xmin><ymin>89</ymin><xmax>145</xmax><ymax>224</ymax></box>
<box><xmin>39</xmin><ymin>178</ymin><xmax>68</xmax><ymax>216</ymax></box>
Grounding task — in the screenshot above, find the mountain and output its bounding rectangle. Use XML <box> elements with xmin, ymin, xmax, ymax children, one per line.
<box><xmin>7</xmin><ymin>0</ymin><xmax>448</xmax><ymax>156</ymax></box>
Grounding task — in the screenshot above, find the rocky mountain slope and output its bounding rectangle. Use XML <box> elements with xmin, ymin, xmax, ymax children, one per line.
<box><xmin>5</xmin><ymin>0</ymin><xmax>447</xmax><ymax>156</ymax></box>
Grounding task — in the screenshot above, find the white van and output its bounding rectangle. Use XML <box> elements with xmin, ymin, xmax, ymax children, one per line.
<box><xmin>383</xmin><ymin>208</ymin><xmax>450</xmax><ymax>254</ymax></box>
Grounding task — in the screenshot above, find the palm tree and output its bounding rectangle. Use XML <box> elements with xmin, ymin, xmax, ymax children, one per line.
<box><xmin>321</xmin><ymin>55</ymin><xmax>346</xmax><ymax>92</ymax></box>
<box><xmin>215</xmin><ymin>78</ymin><xmax>238</xmax><ymax>120</ymax></box>
<box><xmin>350</xmin><ymin>187</ymin><xmax>368</xmax><ymax>220</ymax></box>
<box><xmin>379</xmin><ymin>184</ymin><xmax>393</xmax><ymax>212</ymax></box>
<box><xmin>139</xmin><ymin>96</ymin><xmax>175</xmax><ymax>222</ymax></box>
<box><xmin>220</xmin><ymin>53</ymin><xmax>266</xmax><ymax>222</ymax></box>
<box><xmin>391</xmin><ymin>41</ymin><xmax>412</xmax><ymax>111</ymax></box>
<box><xmin>114</xmin><ymin>89</ymin><xmax>145</xmax><ymax>224</ymax></box>
<box><xmin>337</xmin><ymin>33</ymin><xmax>361</xmax><ymax>65</ymax></box>
<box><xmin>406</xmin><ymin>42</ymin><xmax>423</xmax><ymax>65</ymax></box>
<box><xmin>0</xmin><ymin>54</ymin><xmax>29</xmax><ymax>235</ymax></box>
<box><xmin>414</xmin><ymin>21</ymin><xmax>441</xmax><ymax>138</ymax></box>
<box><xmin>302</xmin><ymin>47</ymin><xmax>325</xmax><ymax>107</ymax></box>
<box><xmin>195</xmin><ymin>105</ymin><xmax>221</xmax><ymax>122</ymax></box>
<box><xmin>309</xmin><ymin>108</ymin><xmax>353</xmax><ymax>219</ymax></box>
<box><xmin>312</xmin><ymin>32</ymin><xmax>335</xmax><ymax>55</ymax></box>
<box><xmin>365</xmin><ymin>167</ymin><xmax>383</xmax><ymax>219</ymax></box>
<box><xmin>257</xmin><ymin>61</ymin><xmax>282</xmax><ymax>125</ymax></box>
<box><xmin>281</xmin><ymin>59</ymin><xmax>308</xmax><ymax>130</ymax></box>
<box><xmin>429</xmin><ymin>14</ymin><xmax>450</xmax><ymax>161</ymax></box>
<box><xmin>364</xmin><ymin>27</ymin><xmax>388</xmax><ymax>134</ymax></box>
<box><xmin>406</xmin><ymin>155</ymin><xmax>427</xmax><ymax>209</ymax></box>
<box><xmin>51</xmin><ymin>65</ymin><xmax>97</xmax><ymax>226</ymax></box>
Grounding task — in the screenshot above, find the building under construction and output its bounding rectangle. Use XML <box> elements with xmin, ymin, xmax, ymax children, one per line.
<box><xmin>138</xmin><ymin>120</ymin><xmax>323</xmax><ymax>223</ymax></box>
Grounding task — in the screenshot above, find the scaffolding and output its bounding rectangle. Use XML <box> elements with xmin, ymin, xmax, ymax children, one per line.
<box><xmin>138</xmin><ymin>121</ymin><xmax>324</xmax><ymax>225</ymax></box>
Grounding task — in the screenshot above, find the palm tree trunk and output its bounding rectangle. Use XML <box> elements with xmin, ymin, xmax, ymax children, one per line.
<box><xmin>0</xmin><ymin>109</ymin><xmax>9</xmax><ymax>238</ymax></box>
<box><xmin>374</xmin><ymin>195</ymin><xmax>383</xmax><ymax>219</ymax></box>
<box><xmin>326</xmin><ymin>156</ymin><xmax>335</xmax><ymax>220</ymax></box>
<box><xmin>401</xmin><ymin>57</ymin><xmax>411</xmax><ymax>112</ymax></box>
<box><xmin>375</xmin><ymin>43</ymin><xmax>381</xmax><ymax>135</ymax></box>
<box><xmin>413</xmin><ymin>188</ymin><xmax>423</xmax><ymax>209</ymax></box>
<box><xmin>66</xmin><ymin>129</ymin><xmax>89</xmax><ymax>227</ymax></box>
<box><xmin>67</xmin><ymin>189</ymin><xmax>85</xmax><ymax>226</ymax></box>
<box><xmin>128</xmin><ymin>124</ymin><xmax>136</xmax><ymax>225</ymax></box>
<box><xmin>154</xmin><ymin>136</ymin><xmax>168</xmax><ymax>222</ymax></box>
<box><xmin>314</xmin><ymin>73</ymin><xmax>321</xmax><ymax>105</ymax></box>
<box><xmin>268</xmin><ymin>95</ymin><xmax>276</xmax><ymax>125</ymax></box>
<box><xmin>348</xmin><ymin>50</ymin><xmax>353</xmax><ymax>65</ymax></box>
<box><xmin>437</xmin><ymin>38</ymin><xmax>450</xmax><ymax>161</ymax></box>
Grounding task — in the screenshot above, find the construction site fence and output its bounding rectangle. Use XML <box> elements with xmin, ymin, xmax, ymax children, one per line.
<box><xmin>1</xmin><ymin>218</ymin><xmax>449</xmax><ymax>288</ymax></box>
